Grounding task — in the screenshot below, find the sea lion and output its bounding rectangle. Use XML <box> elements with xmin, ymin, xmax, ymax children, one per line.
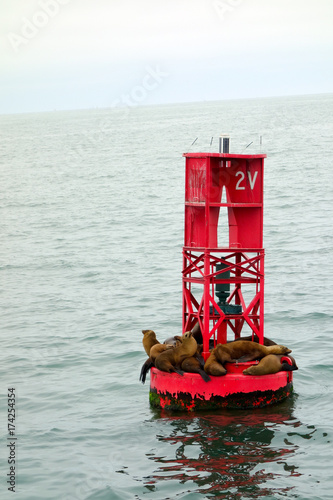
<box><xmin>140</xmin><ymin>343</ymin><xmax>176</xmax><ymax>384</ymax></box>
<box><xmin>180</xmin><ymin>344</ymin><xmax>210</xmax><ymax>382</ymax></box>
<box><xmin>142</xmin><ymin>330</ymin><xmax>160</xmax><ymax>356</ymax></box>
<box><xmin>204</xmin><ymin>349</ymin><xmax>227</xmax><ymax>376</ymax></box>
<box><xmin>181</xmin><ymin>356</ymin><xmax>211</xmax><ymax>382</ymax></box>
<box><xmin>214</xmin><ymin>341</ymin><xmax>292</xmax><ymax>365</ymax></box>
<box><xmin>155</xmin><ymin>332</ymin><xmax>197</xmax><ymax>375</ymax></box>
<box><xmin>163</xmin><ymin>336</ymin><xmax>179</xmax><ymax>346</ymax></box>
<box><xmin>150</xmin><ymin>343</ymin><xmax>174</xmax><ymax>362</ymax></box>
<box><xmin>243</xmin><ymin>354</ymin><xmax>298</xmax><ymax>376</ymax></box>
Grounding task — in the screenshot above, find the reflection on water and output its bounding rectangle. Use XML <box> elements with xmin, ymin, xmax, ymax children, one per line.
<box><xmin>144</xmin><ymin>394</ymin><xmax>317</xmax><ymax>498</ymax></box>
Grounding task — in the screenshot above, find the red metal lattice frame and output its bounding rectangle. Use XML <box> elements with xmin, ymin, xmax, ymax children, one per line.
<box><xmin>182</xmin><ymin>249</ymin><xmax>264</xmax><ymax>360</ymax></box>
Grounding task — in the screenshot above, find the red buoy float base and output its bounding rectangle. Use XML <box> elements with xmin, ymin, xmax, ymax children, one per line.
<box><xmin>149</xmin><ymin>362</ymin><xmax>293</xmax><ymax>411</ymax></box>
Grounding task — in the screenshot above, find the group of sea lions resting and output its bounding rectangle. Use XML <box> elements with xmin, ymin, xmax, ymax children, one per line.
<box><xmin>140</xmin><ymin>329</ymin><xmax>298</xmax><ymax>384</ymax></box>
<box><xmin>140</xmin><ymin>329</ymin><xmax>209</xmax><ymax>383</ymax></box>
<box><xmin>204</xmin><ymin>341</ymin><xmax>297</xmax><ymax>376</ymax></box>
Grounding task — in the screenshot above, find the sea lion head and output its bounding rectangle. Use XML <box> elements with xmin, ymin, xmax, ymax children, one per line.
<box><xmin>279</xmin><ymin>345</ymin><xmax>292</xmax><ymax>354</ymax></box>
<box><xmin>163</xmin><ymin>336</ymin><xmax>178</xmax><ymax>346</ymax></box>
<box><xmin>169</xmin><ymin>337</ymin><xmax>182</xmax><ymax>347</ymax></box>
<box><xmin>142</xmin><ymin>330</ymin><xmax>156</xmax><ymax>339</ymax></box>
<box><xmin>180</xmin><ymin>332</ymin><xmax>198</xmax><ymax>356</ymax></box>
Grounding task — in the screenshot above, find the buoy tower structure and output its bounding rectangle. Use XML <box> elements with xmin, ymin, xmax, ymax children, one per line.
<box><xmin>149</xmin><ymin>138</ymin><xmax>294</xmax><ymax>410</ymax></box>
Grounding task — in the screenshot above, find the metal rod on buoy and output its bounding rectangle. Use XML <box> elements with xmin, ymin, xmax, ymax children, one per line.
<box><xmin>219</xmin><ymin>135</ymin><xmax>230</xmax><ymax>154</ymax></box>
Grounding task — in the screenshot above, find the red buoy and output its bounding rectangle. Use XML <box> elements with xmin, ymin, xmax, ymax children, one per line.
<box><xmin>149</xmin><ymin>143</ymin><xmax>294</xmax><ymax>410</ymax></box>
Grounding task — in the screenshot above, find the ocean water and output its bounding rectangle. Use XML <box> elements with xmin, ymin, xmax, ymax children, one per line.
<box><xmin>1</xmin><ymin>93</ymin><xmax>333</xmax><ymax>499</ymax></box>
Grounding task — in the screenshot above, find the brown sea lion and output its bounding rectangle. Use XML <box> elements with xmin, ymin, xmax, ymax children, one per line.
<box><xmin>142</xmin><ymin>330</ymin><xmax>160</xmax><ymax>356</ymax></box>
<box><xmin>150</xmin><ymin>343</ymin><xmax>174</xmax><ymax>362</ymax></box>
<box><xmin>204</xmin><ymin>349</ymin><xmax>227</xmax><ymax>376</ymax></box>
<box><xmin>243</xmin><ymin>354</ymin><xmax>298</xmax><ymax>376</ymax></box>
<box><xmin>140</xmin><ymin>343</ymin><xmax>176</xmax><ymax>384</ymax></box>
<box><xmin>181</xmin><ymin>354</ymin><xmax>211</xmax><ymax>382</ymax></box>
<box><xmin>214</xmin><ymin>341</ymin><xmax>292</xmax><ymax>365</ymax></box>
<box><xmin>155</xmin><ymin>332</ymin><xmax>197</xmax><ymax>375</ymax></box>
<box><xmin>181</xmin><ymin>342</ymin><xmax>209</xmax><ymax>379</ymax></box>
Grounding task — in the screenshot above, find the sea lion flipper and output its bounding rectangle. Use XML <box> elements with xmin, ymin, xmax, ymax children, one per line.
<box><xmin>195</xmin><ymin>354</ymin><xmax>205</xmax><ymax>368</ymax></box>
<box><xmin>140</xmin><ymin>358</ymin><xmax>153</xmax><ymax>384</ymax></box>
<box><xmin>281</xmin><ymin>362</ymin><xmax>298</xmax><ymax>372</ymax></box>
<box><xmin>173</xmin><ymin>367</ymin><xmax>184</xmax><ymax>376</ymax></box>
<box><xmin>199</xmin><ymin>370</ymin><xmax>211</xmax><ymax>382</ymax></box>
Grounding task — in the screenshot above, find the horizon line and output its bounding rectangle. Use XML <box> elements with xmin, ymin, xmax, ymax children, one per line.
<box><xmin>1</xmin><ymin>91</ymin><xmax>332</xmax><ymax>117</ymax></box>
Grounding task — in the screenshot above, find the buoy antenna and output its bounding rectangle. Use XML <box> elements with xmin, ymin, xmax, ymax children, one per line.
<box><xmin>186</xmin><ymin>137</ymin><xmax>198</xmax><ymax>153</ymax></box>
<box><xmin>241</xmin><ymin>141</ymin><xmax>253</xmax><ymax>154</ymax></box>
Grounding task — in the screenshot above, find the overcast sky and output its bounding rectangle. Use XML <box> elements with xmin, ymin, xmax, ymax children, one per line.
<box><xmin>1</xmin><ymin>0</ymin><xmax>332</xmax><ymax>114</ymax></box>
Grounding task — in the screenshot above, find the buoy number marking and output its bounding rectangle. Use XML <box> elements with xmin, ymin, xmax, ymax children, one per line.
<box><xmin>235</xmin><ymin>171</ymin><xmax>258</xmax><ymax>190</ymax></box>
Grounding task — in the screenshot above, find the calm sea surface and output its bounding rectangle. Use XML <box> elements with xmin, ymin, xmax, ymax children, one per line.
<box><xmin>1</xmin><ymin>94</ymin><xmax>333</xmax><ymax>499</ymax></box>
